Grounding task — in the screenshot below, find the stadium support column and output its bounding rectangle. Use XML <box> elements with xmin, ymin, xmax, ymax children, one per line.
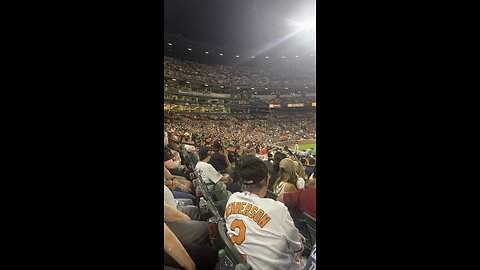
<box><xmin>247</xmin><ymin>108</ymin><xmax>250</xmax><ymax>113</ymax></box>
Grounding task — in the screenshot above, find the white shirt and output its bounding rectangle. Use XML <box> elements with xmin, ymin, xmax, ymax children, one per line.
<box><xmin>297</xmin><ymin>178</ymin><xmax>305</xmax><ymax>189</ymax></box>
<box><xmin>164</xmin><ymin>184</ymin><xmax>176</xmax><ymax>207</ymax></box>
<box><xmin>195</xmin><ymin>161</ymin><xmax>223</xmax><ymax>184</ymax></box>
<box><xmin>225</xmin><ymin>192</ymin><xmax>303</xmax><ymax>270</ymax></box>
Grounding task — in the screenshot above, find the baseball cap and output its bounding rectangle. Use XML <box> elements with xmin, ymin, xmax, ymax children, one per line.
<box><xmin>211</xmin><ymin>140</ymin><xmax>223</xmax><ymax>151</ymax></box>
<box><xmin>239</xmin><ymin>156</ymin><xmax>269</xmax><ymax>185</ymax></box>
<box><xmin>198</xmin><ymin>147</ymin><xmax>211</xmax><ymax>160</ymax></box>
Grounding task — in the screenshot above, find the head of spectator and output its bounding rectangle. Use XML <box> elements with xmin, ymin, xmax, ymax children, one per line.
<box><xmin>164</xmin><ymin>131</ymin><xmax>169</xmax><ymax>147</ymax></box>
<box><xmin>198</xmin><ymin>147</ymin><xmax>211</xmax><ymax>162</ymax></box>
<box><xmin>307</xmin><ymin>157</ymin><xmax>316</xmax><ymax>166</ymax></box>
<box><xmin>300</xmin><ymin>158</ymin><xmax>307</xmax><ymax>166</ymax></box>
<box><xmin>169</xmin><ymin>135</ymin><xmax>181</xmax><ymax>151</ymax></box>
<box><xmin>261</xmin><ymin>147</ymin><xmax>267</xmax><ymax>155</ymax></box>
<box><xmin>274</xmin><ymin>158</ymin><xmax>298</xmax><ymax>191</ymax></box>
<box><xmin>293</xmin><ymin>160</ymin><xmax>309</xmax><ymax>181</ymax></box>
<box><xmin>183</xmin><ymin>132</ymin><xmax>190</xmax><ymax>141</ymax></box>
<box><xmin>273</xmin><ymin>151</ymin><xmax>287</xmax><ymax>172</ymax></box>
<box><xmin>238</xmin><ymin>156</ymin><xmax>270</xmax><ymax>198</ymax></box>
<box><xmin>239</xmin><ymin>148</ymin><xmax>256</xmax><ymax>166</ymax></box>
<box><xmin>211</xmin><ymin>139</ymin><xmax>224</xmax><ymax>154</ymax></box>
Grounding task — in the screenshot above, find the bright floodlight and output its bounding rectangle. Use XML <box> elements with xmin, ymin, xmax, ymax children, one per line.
<box><xmin>290</xmin><ymin>19</ymin><xmax>315</xmax><ymax>32</ymax></box>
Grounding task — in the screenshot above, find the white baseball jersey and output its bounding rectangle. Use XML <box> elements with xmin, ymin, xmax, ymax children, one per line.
<box><xmin>195</xmin><ymin>161</ymin><xmax>223</xmax><ymax>184</ymax></box>
<box><xmin>225</xmin><ymin>191</ymin><xmax>303</xmax><ymax>270</ymax></box>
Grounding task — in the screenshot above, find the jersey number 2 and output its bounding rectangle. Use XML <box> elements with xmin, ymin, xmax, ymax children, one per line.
<box><xmin>229</xmin><ymin>219</ymin><xmax>246</xmax><ymax>245</ymax></box>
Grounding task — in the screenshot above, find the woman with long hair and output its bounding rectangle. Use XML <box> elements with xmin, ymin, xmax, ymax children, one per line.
<box><xmin>273</xmin><ymin>158</ymin><xmax>299</xmax><ymax>195</ymax></box>
<box><xmin>293</xmin><ymin>160</ymin><xmax>307</xmax><ymax>189</ymax></box>
<box><xmin>268</xmin><ymin>151</ymin><xmax>287</xmax><ymax>190</ymax></box>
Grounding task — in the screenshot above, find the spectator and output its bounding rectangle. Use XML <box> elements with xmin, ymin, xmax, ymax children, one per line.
<box><xmin>305</xmin><ymin>157</ymin><xmax>316</xmax><ymax>178</ymax></box>
<box><xmin>164</xmin><ymin>183</ymin><xmax>199</xmax><ymax>220</ymax></box>
<box><xmin>164</xmin><ymin>223</ymin><xmax>196</xmax><ymax>270</ymax></box>
<box><xmin>276</xmin><ymin>187</ymin><xmax>316</xmax><ymax>218</ymax></box>
<box><xmin>195</xmin><ymin>147</ymin><xmax>240</xmax><ymax>193</ymax></box>
<box><xmin>273</xmin><ymin>158</ymin><xmax>300</xmax><ymax>195</ymax></box>
<box><xmin>225</xmin><ymin>156</ymin><xmax>304</xmax><ymax>270</ymax></box>
<box><xmin>208</xmin><ymin>140</ymin><xmax>232</xmax><ymax>173</ymax></box>
<box><xmin>164</xmin><ymin>167</ymin><xmax>193</xmax><ymax>194</ymax></box>
<box><xmin>164</xmin><ymin>204</ymin><xmax>217</xmax><ymax>269</ymax></box>
<box><xmin>268</xmin><ymin>151</ymin><xmax>287</xmax><ymax>191</ymax></box>
<box><xmin>164</xmin><ymin>131</ymin><xmax>181</xmax><ymax>170</ymax></box>
<box><xmin>293</xmin><ymin>160</ymin><xmax>308</xmax><ymax>189</ymax></box>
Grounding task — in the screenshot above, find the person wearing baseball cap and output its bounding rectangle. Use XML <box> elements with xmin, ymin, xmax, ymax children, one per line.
<box><xmin>208</xmin><ymin>140</ymin><xmax>233</xmax><ymax>174</ymax></box>
<box><xmin>224</xmin><ymin>156</ymin><xmax>305</xmax><ymax>270</ymax></box>
<box><xmin>195</xmin><ymin>146</ymin><xmax>236</xmax><ymax>191</ymax></box>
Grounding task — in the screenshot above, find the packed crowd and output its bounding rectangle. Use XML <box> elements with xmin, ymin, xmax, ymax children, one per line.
<box><xmin>164</xmin><ymin>56</ymin><xmax>316</xmax><ymax>87</ymax></box>
<box><xmin>164</xmin><ymin>112</ymin><xmax>316</xmax><ymax>147</ymax></box>
<box><xmin>164</xmin><ymin>110</ymin><xmax>317</xmax><ymax>269</ymax></box>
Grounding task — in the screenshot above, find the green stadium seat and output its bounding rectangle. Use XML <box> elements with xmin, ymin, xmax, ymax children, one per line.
<box><xmin>303</xmin><ymin>212</ymin><xmax>316</xmax><ymax>247</ymax></box>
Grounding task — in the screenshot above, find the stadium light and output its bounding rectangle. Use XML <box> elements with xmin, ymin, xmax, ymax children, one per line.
<box><xmin>167</xmin><ymin>42</ymin><xmax>173</xmax><ymax>46</ymax></box>
<box><xmin>295</xmin><ymin>55</ymin><xmax>299</xmax><ymax>58</ymax></box>
<box><xmin>265</xmin><ymin>56</ymin><xmax>269</xmax><ymax>59</ymax></box>
<box><xmin>251</xmin><ymin>56</ymin><xmax>255</xmax><ymax>59</ymax></box>
<box><xmin>281</xmin><ymin>56</ymin><xmax>286</xmax><ymax>59</ymax></box>
<box><xmin>219</xmin><ymin>53</ymin><xmax>223</xmax><ymax>56</ymax></box>
<box><xmin>205</xmin><ymin>51</ymin><xmax>209</xmax><ymax>54</ymax></box>
<box><xmin>235</xmin><ymin>55</ymin><xmax>240</xmax><ymax>58</ymax></box>
<box><xmin>187</xmin><ymin>48</ymin><xmax>192</xmax><ymax>51</ymax></box>
<box><xmin>295</xmin><ymin>20</ymin><xmax>315</xmax><ymax>31</ymax></box>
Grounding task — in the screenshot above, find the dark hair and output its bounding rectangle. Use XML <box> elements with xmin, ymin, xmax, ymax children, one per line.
<box><xmin>242</xmin><ymin>178</ymin><xmax>266</xmax><ymax>193</ymax></box>
<box><xmin>273</xmin><ymin>152</ymin><xmax>287</xmax><ymax>172</ymax></box>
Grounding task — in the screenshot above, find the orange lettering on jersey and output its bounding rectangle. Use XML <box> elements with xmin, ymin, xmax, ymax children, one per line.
<box><xmin>225</xmin><ymin>203</ymin><xmax>232</xmax><ymax>218</ymax></box>
<box><xmin>240</xmin><ymin>254</ymin><xmax>247</xmax><ymax>262</ymax></box>
<box><xmin>239</xmin><ymin>202</ymin><xmax>247</xmax><ymax>215</ymax></box>
<box><xmin>230</xmin><ymin>219</ymin><xmax>246</xmax><ymax>245</ymax></box>
<box><xmin>230</xmin><ymin>202</ymin><xmax>237</xmax><ymax>215</ymax></box>
<box><xmin>253</xmin><ymin>209</ymin><xmax>264</xmax><ymax>222</ymax></box>
<box><xmin>257</xmin><ymin>214</ymin><xmax>271</xmax><ymax>228</ymax></box>
<box><xmin>248</xmin><ymin>206</ymin><xmax>258</xmax><ymax>218</ymax></box>
<box><xmin>244</xmin><ymin>203</ymin><xmax>253</xmax><ymax>217</ymax></box>
<box><xmin>234</xmin><ymin>202</ymin><xmax>242</xmax><ymax>214</ymax></box>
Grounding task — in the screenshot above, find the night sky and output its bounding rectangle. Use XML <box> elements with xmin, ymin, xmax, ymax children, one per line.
<box><xmin>164</xmin><ymin>0</ymin><xmax>315</xmax><ymax>51</ymax></box>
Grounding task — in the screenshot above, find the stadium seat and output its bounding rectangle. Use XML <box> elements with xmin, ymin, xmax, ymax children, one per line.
<box><xmin>218</xmin><ymin>219</ymin><xmax>253</xmax><ymax>270</ymax></box>
<box><xmin>198</xmin><ymin>182</ymin><xmax>228</xmax><ymax>215</ymax></box>
<box><xmin>303</xmin><ymin>212</ymin><xmax>316</xmax><ymax>247</ymax></box>
<box><xmin>207</xmin><ymin>199</ymin><xmax>221</xmax><ymax>218</ymax></box>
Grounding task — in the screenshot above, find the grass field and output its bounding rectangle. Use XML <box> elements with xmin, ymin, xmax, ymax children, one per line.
<box><xmin>289</xmin><ymin>143</ymin><xmax>316</xmax><ymax>154</ymax></box>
